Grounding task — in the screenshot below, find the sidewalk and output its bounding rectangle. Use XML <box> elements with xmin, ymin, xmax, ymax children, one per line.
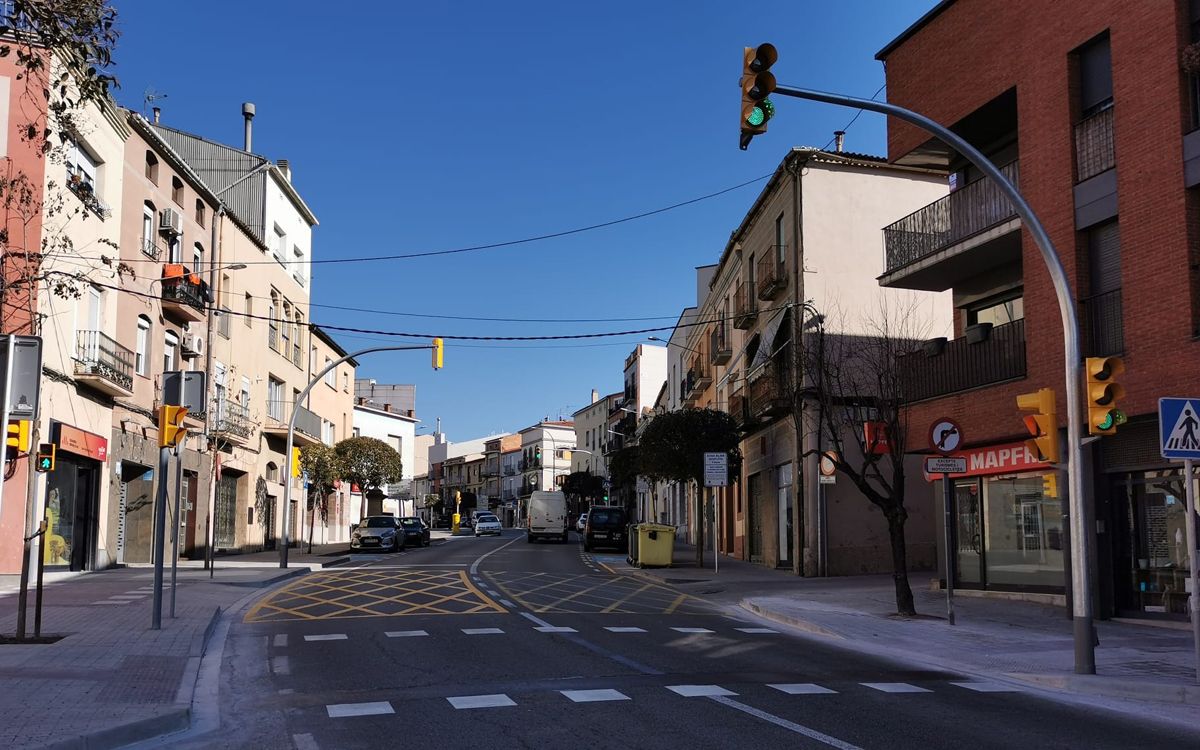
<box><xmin>0</xmin><ymin>558</ymin><xmax>321</xmax><ymax>749</ymax></box>
<box><xmin>597</xmin><ymin>540</ymin><xmax>1200</xmax><ymax>723</ymax></box>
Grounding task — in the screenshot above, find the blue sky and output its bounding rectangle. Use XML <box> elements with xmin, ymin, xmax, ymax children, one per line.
<box><xmin>113</xmin><ymin>0</ymin><xmax>936</xmax><ymax>441</ymax></box>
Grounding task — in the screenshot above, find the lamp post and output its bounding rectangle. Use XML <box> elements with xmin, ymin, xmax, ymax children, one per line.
<box><xmin>768</xmin><ymin>84</ymin><xmax>1093</xmax><ymax>674</ymax></box>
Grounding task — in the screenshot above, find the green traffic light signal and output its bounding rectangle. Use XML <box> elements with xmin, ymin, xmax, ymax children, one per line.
<box><xmin>744</xmin><ymin>98</ymin><xmax>774</xmax><ymax>127</ymax></box>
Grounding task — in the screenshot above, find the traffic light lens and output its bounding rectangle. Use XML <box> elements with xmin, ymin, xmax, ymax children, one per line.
<box><xmin>746</xmin><ymin>107</ymin><xmax>765</xmax><ymax>126</ymax></box>
<box><xmin>1096</xmin><ymin>412</ymin><xmax>1114</xmax><ymax>430</ymax></box>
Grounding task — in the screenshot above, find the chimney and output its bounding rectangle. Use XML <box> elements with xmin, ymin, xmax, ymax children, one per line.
<box><xmin>833</xmin><ymin>130</ymin><xmax>845</xmax><ymax>153</ymax></box>
<box><xmin>242</xmin><ymin>102</ymin><xmax>256</xmax><ymax>152</ymax></box>
<box><xmin>591</xmin><ymin>389</ymin><xmax>599</xmax><ymax>404</ymax></box>
<box><xmin>277</xmin><ymin>158</ymin><xmax>291</xmax><ymax>182</ymax></box>
<box><xmin>152</xmin><ymin>106</ymin><xmax>161</xmax><ymax>124</ymax></box>
<box><xmin>383</xmin><ymin>403</ymin><xmax>392</xmax><ymax>413</ymax></box>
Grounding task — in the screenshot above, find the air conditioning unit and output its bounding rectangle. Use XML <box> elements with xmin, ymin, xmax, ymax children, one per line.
<box><xmin>159</xmin><ymin>207</ymin><xmax>182</xmax><ymax>236</ymax></box>
<box><xmin>181</xmin><ymin>334</ymin><xmax>205</xmax><ymax>359</ymax></box>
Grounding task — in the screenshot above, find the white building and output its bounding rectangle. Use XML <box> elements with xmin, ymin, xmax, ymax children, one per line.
<box><xmin>572</xmin><ymin>390</ymin><xmax>622</xmax><ymax>478</ymax></box>
<box><xmin>518</xmin><ymin>421</ymin><xmax>576</xmax><ymax>498</ymax></box>
<box><xmin>351</xmin><ymin>403</ymin><xmax>418</xmax><ymax>517</ymax></box>
<box><xmin>622</xmin><ymin>344</ymin><xmax>667</xmax><ymax>417</ymax></box>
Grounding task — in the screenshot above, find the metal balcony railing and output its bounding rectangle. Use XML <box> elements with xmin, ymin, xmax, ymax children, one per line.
<box><xmin>748</xmin><ymin>362</ymin><xmax>790</xmax><ymax>417</ymax></box>
<box><xmin>1081</xmin><ymin>289</ymin><xmax>1124</xmax><ymax>357</ymax></box>
<box><xmin>883</xmin><ymin>160</ymin><xmax>1020</xmax><ymax>274</ymax></box>
<box><xmin>160</xmin><ymin>266</ymin><xmax>206</xmax><ymax>312</ymax></box>
<box><xmin>74</xmin><ymin>330</ymin><xmax>133</xmax><ymax>392</ymax></box>
<box><xmin>1075</xmin><ymin>105</ymin><xmax>1115</xmax><ymax>182</ymax></box>
<box><xmin>688</xmin><ymin>353</ymin><xmax>711</xmax><ymax>393</ymax></box>
<box><xmin>212</xmin><ymin>397</ymin><xmax>254</xmax><ymax>440</ymax></box>
<box><xmin>729</xmin><ymin>388</ymin><xmax>749</xmax><ymax>428</ymax></box>
<box><xmin>265</xmin><ymin>400</ymin><xmax>322</xmax><ymax>440</ymax></box>
<box><xmin>898</xmin><ymin>318</ymin><xmax>1027</xmax><ymax>403</ymax></box>
<box><xmin>268</xmin><ymin>324</ymin><xmax>279</xmax><ymax>352</ymax></box>
<box><xmin>733</xmin><ymin>281</ymin><xmax>758</xmax><ymax>329</ymax></box>
<box><xmin>710</xmin><ymin>326</ymin><xmax>732</xmax><ymax>365</ymax></box>
<box><xmin>756</xmin><ymin>250</ymin><xmax>786</xmax><ymax>300</ymax></box>
<box><xmin>140</xmin><ymin>235</ymin><xmax>167</xmax><ymax>260</ymax></box>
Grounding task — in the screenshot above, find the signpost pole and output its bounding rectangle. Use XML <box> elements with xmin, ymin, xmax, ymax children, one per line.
<box><xmin>942</xmin><ymin>473</ymin><xmax>955</xmax><ymax>626</ymax></box>
<box><xmin>714</xmin><ymin>487</ymin><xmax>719</xmax><ymax>575</ymax></box>
<box><xmin>151</xmin><ymin>444</ymin><xmax>169</xmax><ymax>630</ymax></box>
<box><xmin>1184</xmin><ymin>458</ymin><xmax>1199</xmax><ymax>685</ymax></box>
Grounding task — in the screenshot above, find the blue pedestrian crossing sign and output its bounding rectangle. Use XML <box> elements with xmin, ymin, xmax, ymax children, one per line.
<box><xmin>1159</xmin><ymin>398</ymin><xmax>1200</xmax><ymax>460</ymax></box>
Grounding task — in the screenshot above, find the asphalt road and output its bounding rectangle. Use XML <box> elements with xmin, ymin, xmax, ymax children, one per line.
<box><xmin>161</xmin><ymin>530</ymin><xmax>1200</xmax><ymax>750</ymax></box>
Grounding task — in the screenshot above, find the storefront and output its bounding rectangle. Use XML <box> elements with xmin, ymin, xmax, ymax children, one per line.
<box><xmin>931</xmin><ymin>441</ymin><xmax>1062</xmax><ymax>592</ymax></box>
<box><xmin>44</xmin><ymin>423</ymin><xmax>108</xmax><ymax>571</ymax></box>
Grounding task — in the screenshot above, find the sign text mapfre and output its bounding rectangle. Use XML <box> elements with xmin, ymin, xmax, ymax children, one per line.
<box><xmin>923</xmin><ymin>441</ymin><xmax>1049</xmax><ymax>481</ymax></box>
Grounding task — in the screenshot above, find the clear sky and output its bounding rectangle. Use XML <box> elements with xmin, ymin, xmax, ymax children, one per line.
<box><xmin>112</xmin><ymin>0</ymin><xmax>937</xmax><ymax>441</ymax></box>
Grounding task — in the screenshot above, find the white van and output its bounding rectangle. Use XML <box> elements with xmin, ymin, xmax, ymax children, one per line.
<box><xmin>526</xmin><ymin>490</ymin><xmax>568</xmax><ymax>543</ymax></box>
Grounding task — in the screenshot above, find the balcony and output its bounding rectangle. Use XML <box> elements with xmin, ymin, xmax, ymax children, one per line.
<box><xmin>898</xmin><ymin>318</ymin><xmax>1027</xmax><ymax>403</ymax></box>
<box><xmin>748</xmin><ymin>362</ymin><xmax>790</xmax><ymax>418</ymax></box>
<box><xmin>710</xmin><ymin>327</ymin><xmax>732</xmax><ymax>366</ymax></box>
<box><xmin>160</xmin><ymin>264</ymin><xmax>208</xmax><ymax>323</ymax></box>
<box><xmin>211</xmin><ymin>397</ymin><xmax>254</xmax><ymax>445</ymax></box>
<box><xmin>728</xmin><ymin>387</ymin><xmax>754</xmax><ymax>430</ymax></box>
<box><xmin>688</xmin><ymin>354</ymin><xmax>711</xmax><ymax>394</ymax></box>
<box><xmin>1081</xmin><ymin>289</ymin><xmax>1124</xmax><ymax>357</ymax></box>
<box><xmin>756</xmin><ymin>250</ymin><xmax>786</xmax><ymax>301</ymax></box>
<box><xmin>1074</xmin><ymin>106</ymin><xmax>1114</xmax><ymax>183</ymax></box>
<box><xmin>66</xmin><ymin>175</ymin><xmax>112</xmax><ymax>219</ymax></box>
<box><xmin>733</xmin><ymin>281</ymin><xmax>758</xmax><ymax>329</ymax></box>
<box><xmin>880</xmin><ymin>161</ymin><xmax>1021</xmax><ymax>292</ymax></box>
<box><xmin>74</xmin><ymin>330</ymin><xmax>133</xmax><ymax>396</ymax></box>
<box><xmin>263</xmin><ymin>400</ymin><xmax>323</xmax><ymax>445</ymax></box>
<box><xmin>140</xmin><ymin>235</ymin><xmax>167</xmax><ymax>260</ymax></box>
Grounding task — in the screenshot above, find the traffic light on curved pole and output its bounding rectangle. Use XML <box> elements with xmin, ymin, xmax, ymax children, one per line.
<box><xmin>1016</xmin><ymin>387</ymin><xmax>1059</xmax><ymax>463</ymax></box>
<box><xmin>158</xmin><ymin>406</ymin><xmax>188</xmax><ymax>448</ymax></box>
<box><xmin>740</xmin><ymin>43</ymin><xmax>778</xmax><ymax>150</ymax></box>
<box><xmin>1085</xmin><ymin>356</ymin><xmax>1125</xmax><ymax>436</ymax></box>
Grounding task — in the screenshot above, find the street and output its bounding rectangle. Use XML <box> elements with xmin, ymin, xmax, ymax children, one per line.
<box><xmin>157</xmin><ymin>532</ymin><xmax>1199</xmax><ymax>750</ymax></box>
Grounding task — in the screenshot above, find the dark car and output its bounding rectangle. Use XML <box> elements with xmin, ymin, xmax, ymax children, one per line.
<box><xmin>583</xmin><ymin>506</ymin><xmax>628</xmax><ymax>552</ymax></box>
<box><xmin>399</xmin><ymin>517</ymin><xmax>431</xmax><ymax>547</ymax></box>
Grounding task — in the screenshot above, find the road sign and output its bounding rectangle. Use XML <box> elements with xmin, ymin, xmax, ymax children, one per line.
<box><xmin>819</xmin><ymin>451</ymin><xmax>837</xmax><ymax>484</ymax></box>
<box><xmin>704</xmin><ymin>452</ymin><xmax>728</xmax><ymax>487</ymax></box>
<box><xmin>929</xmin><ymin>417</ymin><xmax>963</xmax><ymax>455</ymax></box>
<box><xmin>0</xmin><ymin>334</ymin><xmax>42</xmax><ymax>420</ymax></box>
<box><xmin>925</xmin><ymin>456</ymin><xmax>967</xmax><ymax>475</ymax></box>
<box><xmin>1160</xmin><ymin>398</ymin><xmax>1200</xmax><ymax>460</ymax></box>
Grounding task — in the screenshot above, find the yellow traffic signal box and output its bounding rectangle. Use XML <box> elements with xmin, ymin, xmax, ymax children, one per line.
<box><xmin>159</xmin><ymin>406</ymin><xmax>188</xmax><ymax>448</ymax></box>
<box><xmin>1085</xmin><ymin>356</ymin><xmax>1125</xmax><ymax>436</ymax></box>
<box><xmin>1016</xmin><ymin>387</ymin><xmax>1059</xmax><ymax>463</ymax></box>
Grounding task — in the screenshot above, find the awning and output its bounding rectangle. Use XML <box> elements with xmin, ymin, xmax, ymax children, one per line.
<box><xmin>747</xmin><ymin>308</ymin><xmax>788</xmax><ymax>374</ymax></box>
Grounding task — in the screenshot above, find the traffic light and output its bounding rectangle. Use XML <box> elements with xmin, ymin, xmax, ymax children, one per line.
<box><xmin>158</xmin><ymin>405</ymin><xmax>188</xmax><ymax>448</ymax></box>
<box><xmin>740</xmin><ymin>43</ymin><xmax>778</xmax><ymax>150</ymax></box>
<box><xmin>1016</xmin><ymin>387</ymin><xmax>1059</xmax><ymax>463</ymax></box>
<box><xmin>291</xmin><ymin>446</ymin><xmax>302</xmax><ymax>478</ymax></box>
<box><xmin>1085</xmin><ymin>356</ymin><xmax>1126</xmax><ymax>435</ymax></box>
<box><xmin>534</xmin><ymin>446</ymin><xmax>542</xmax><ymax>463</ymax></box>
<box><xmin>1042</xmin><ymin>473</ymin><xmax>1059</xmax><ymax>499</ymax></box>
<box><xmin>432</xmin><ymin>337</ymin><xmax>443</xmax><ymax>370</ymax></box>
<box><xmin>6</xmin><ymin>419</ymin><xmax>30</xmax><ymax>454</ymax></box>
<box><xmin>35</xmin><ymin>443</ymin><xmax>55</xmax><ymax>472</ymax></box>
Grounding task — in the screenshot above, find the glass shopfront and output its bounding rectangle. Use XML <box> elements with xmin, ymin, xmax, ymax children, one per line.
<box><xmin>1112</xmin><ymin>468</ymin><xmax>1197</xmax><ymax>619</ymax></box>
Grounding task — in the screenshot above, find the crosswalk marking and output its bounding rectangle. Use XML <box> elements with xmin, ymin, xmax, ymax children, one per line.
<box><xmin>326</xmin><ymin>701</ymin><xmax>394</xmax><ymax>718</ymax></box>
<box><xmin>385</xmin><ymin>630</ymin><xmax>429</xmax><ymax>638</ymax></box>
<box><xmin>667</xmin><ymin>684</ymin><xmax>737</xmax><ymax>697</ymax></box>
<box><xmin>861</xmin><ymin>682</ymin><xmax>931</xmax><ymax>693</ymax></box>
<box><xmin>461</xmin><ymin>628</ymin><xmax>504</xmax><ymax>635</ymax></box>
<box><xmin>447</xmin><ymin>694</ymin><xmax>516</xmax><ymax>709</ymax></box>
<box><xmin>273</xmin><ymin>634</ymin><xmax>288</xmax><ymax>647</ymax></box>
<box><xmin>560</xmin><ymin>689</ymin><xmax>630</xmax><ymax>703</ymax></box>
<box><xmin>769</xmin><ymin>683</ymin><xmax>837</xmax><ymax>695</ymax></box>
<box><xmin>304</xmin><ymin>634</ymin><xmax>348</xmax><ymax>642</ymax></box>
<box><xmin>736</xmin><ymin>627</ymin><xmax>779</xmax><ymax>634</ymax></box>
<box><xmin>951</xmin><ymin>681</ymin><xmax>1019</xmax><ymax>693</ymax></box>
<box><xmin>535</xmin><ymin>626</ymin><xmax>578</xmax><ymax>633</ymax></box>
<box><xmin>671</xmin><ymin>627</ymin><xmax>714</xmax><ymax>634</ymax></box>
<box><xmin>605</xmin><ymin>626</ymin><xmax>647</xmax><ymax>633</ymax></box>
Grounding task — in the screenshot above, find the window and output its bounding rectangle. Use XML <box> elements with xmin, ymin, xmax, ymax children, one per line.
<box><xmin>280</xmin><ymin>301</ymin><xmax>291</xmax><ymax>354</ymax></box>
<box><xmin>267</xmin><ymin>377</ymin><xmax>285</xmax><ymax>421</ymax></box>
<box><xmin>195</xmin><ymin>199</ymin><xmax>206</xmax><ymax>227</ymax></box>
<box><xmin>343</xmin><ymin>372</ymin><xmax>349</xmax><ymax>392</ymax></box>
<box><xmin>171</xmin><ymin>176</ymin><xmax>184</xmax><ymax>205</ymax></box>
<box><xmin>65</xmin><ymin>140</ymin><xmax>97</xmax><ymax>188</ymax></box>
<box><xmin>145</xmin><ymin>151</ymin><xmax>158</xmax><ymax>183</ymax></box>
<box><xmin>322</xmin><ymin>419</ymin><xmax>336</xmax><ymax>445</ymax></box>
<box><xmin>245</xmin><ymin>293</ymin><xmax>253</xmax><ymax>327</ymax></box>
<box><xmin>168</xmin><ymin>234</ymin><xmax>182</xmax><ymax>264</ymax></box>
<box><xmin>353</xmin><ymin>427</ymin><xmax>361</xmax><ymax>438</ymax></box>
<box><xmin>141</xmin><ymin>203</ymin><xmax>156</xmax><ymax>256</ymax></box>
<box><xmin>388</xmin><ymin>435</ymin><xmax>402</xmax><ymax>454</ymax></box>
<box><xmin>193</xmin><ymin>242</ymin><xmax>204</xmax><ymax>272</ymax></box>
<box><xmin>775</xmin><ymin>213</ymin><xmax>785</xmax><ymax>263</ymax></box>
<box><xmin>135</xmin><ymin>316</ymin><xmax>151</xmax><ymax>376</ymax></box>
<box><xmin>272</xmin><ymin>225</ymin><xmax>286</xmax><ymax>263</ymax></box>
<box><xmin>265</xmin><ymin>462</ymin><xmax>279</xmax><ymax>482</ymax></box>
<box><xmin>1078</xmin><ymin>33</ymin><xmax>1113</xmax><ymax>116</ymax></box>
<box><xmin>966</xmin><ymin>293</ymin><xmax>1024</xmax><ymax>327</ymax></box>
<box><xmin>310</xmin><ymin>345</ymin><xmax>318</xmax><ymax>375</ymax></box>
<box><xmin>292</xmin><ymin>312</ymin><xmax>303</xmax><ymax>366</ymax></box>
<box><xmin>324</xmin><ymin>357</ymin><xmax>335</xmax><ymax>387</ymax></box>
<box><xmin>164</xmin><ymin>330</ymin><xmax>179</xmax><ymax>372</ymax></box>
<box><xmin>293</xmin><ymin>245</ymin><xmax>305</xmax><ymax>286</ymax></box>
<box><xmin>241</xmin><ymin>377</ymin><xmax>252</xmax><ymax>407</ymax></box>
<box><xmin>218</xmin><ymin>307</ymin><xmax>231</xmax><ymax>339</ymax></box>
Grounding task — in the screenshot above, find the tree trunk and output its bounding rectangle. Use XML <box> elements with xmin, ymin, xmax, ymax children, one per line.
<box><xmin>308</xmin><ymin>492</ymin><xmax>316</xmax><ymax>553</ymax></box>
<box><xmin>886</xmin><ymin>510</ymin><xmax>916</xmax><ymax>615</ymax></box>
<box><xmin>696</xmin><ymin>485</ymin><xmax>705</xmax><ymax>568</ymax></box>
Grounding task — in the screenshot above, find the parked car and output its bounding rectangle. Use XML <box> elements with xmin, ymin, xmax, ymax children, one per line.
<box><xmin>583</xmin><ymin>506</ymin><xmax>628</xmax><ymax>552</ymax></box>
<box><xmin>474</xmin><ymin>513</ymin><xmax>502</xmax><ymax>537</ymax></box>
<box><xmin>575</xmin><ymin>513</ymin><xmax>588</xmax><ymax>533</ymax></box>
<box><xmin>351</xmin><ymin>516</ymin><xmax>404</xmax><ymax>553</ymax></box>
<box><xmin>526</xmin><ymin>491</ymin><xmax>569</xmax><ymax>543</ymax></box>
<box><xmin>399</xmin><ymin>517</ymin><xmax>431</xmax><ymax>547</ymax></box>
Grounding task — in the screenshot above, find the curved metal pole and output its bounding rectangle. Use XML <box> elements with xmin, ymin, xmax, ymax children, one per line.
<box><xmin>281</xmin><ymin>344</ymin><xmax>432</xmax><ymax>568</ymax></box>
<box><xmin>771</xmin><ymin>85</ymin><xmax>1094</xmax><ymax>674</ymax></box>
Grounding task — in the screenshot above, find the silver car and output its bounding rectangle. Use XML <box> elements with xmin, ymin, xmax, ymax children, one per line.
<box><xmin>474</xmin><ymin>513</ymin><xmax>502</xmax><ymax>537</ymax></box>
<box><xmin>351</xmin><ymin>516</ymin><xmax>404</xmax><ymax>552</ymax></box>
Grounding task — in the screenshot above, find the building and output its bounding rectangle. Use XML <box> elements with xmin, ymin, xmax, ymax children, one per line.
<box><xmin>571</xmin><ymin>391</ymin><xmax>622</xmax><ymax>478</ymax></box>
<box><xmin>518</xmin><ymin>421</ymin><xmax>576</xmax><ymax>500</ymax></box>
<box><xmin>299</xmin><ymin>327</ymin><xmax>357</xmax><ymax>544</ymax></box>
<box><xmin>351</xmin><ymin>395</ymin><xmax>418</xmax><ymax>517</ymax></box>
<box><xmin>428</xmin><ymin>431</ymin><xmax>506</xmax><ymax>522</ymax></box>
<box><xmin>483</xmin><ymin>434</ymin><xmax>521</xmax><ymax>517</ymax></box>
<box><xmin>876</xmin><ymin>0</ymin><xmax>1200</xmax><ymax>620</ymax></box>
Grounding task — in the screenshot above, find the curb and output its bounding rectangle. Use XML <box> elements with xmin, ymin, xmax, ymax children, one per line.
<box><xmin>739</xmin><ymin>599</ymin><xmax>846</xmax><ymax>640</ymax></box>
<box><xmin>1009</xmin><ymin>672</ymin><xmax>1200</xmax><ymax>706</ymax></box>
<box><xmin>38</xmin><ymin>707</ymin><xmax>190</xmax><ymax>750</ymax></box>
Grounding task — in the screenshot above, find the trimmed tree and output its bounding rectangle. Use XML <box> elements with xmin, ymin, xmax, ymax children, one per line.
<box><xmin>299</xmin><ymin>443</ymin><xmax>344</xmax><ymax>553</ymax></box>
<box><xmin>334</xmin><ymin>437</ymin><xmax>403</xmax><ymax>518</ymax></box>
<box><xmin>638</xmin><ymin>408</ymin><xmax>742</xmax><ymax>567</ymax></box>
<box><xmin>562</xmin><ymin>470</ymin><xmax>605</xmax><ymax>514</ymax></box>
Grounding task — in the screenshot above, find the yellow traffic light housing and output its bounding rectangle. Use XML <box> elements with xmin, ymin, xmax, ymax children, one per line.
<box><xmin>35</xmin><ymin>443</ymin><xmax>55</xmax><ymax>472</ymax></box>
<box><xmin>432</xmin><ymin>337</ymin><xmax>444</xmax><ymax>370</ymax></box>
<box><xmin>1085</xmin><ymin>356</ymin><xmax>1125</xmax><ymax>435</ymax></box>
<box><xmin>1016</xmin><ymin>387</ymin><xmax>1059</xmax><ymax>463</ymax></box>
<box><xmin>291</xmin><ymin>446</ymin><xmax>302</xmax><ymax>478</ymax></box>
<box><xmin>1042</xmin><ymin>472</ymin><xmax>1059</xmax><ymax>499</ymax></box>
<box><xmin>158</xmin><ymin>405</ymin><xmax>188</xmax><ymax>448</ymax></box>
<box><xmin>740</xmin><ymin>43</ymin><xmax>778</xmax><ymax>150</ymax></box>
<box><xmin>6</xmin><ymin>419</ymin><xmax>30</xmax><ymax>454</ymax></box>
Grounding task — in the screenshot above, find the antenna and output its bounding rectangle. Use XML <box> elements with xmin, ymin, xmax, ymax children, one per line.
<box><xmin>142</xmin><ymin>87</ymin><xmax>168</xmax><ymax>115</ymax></box>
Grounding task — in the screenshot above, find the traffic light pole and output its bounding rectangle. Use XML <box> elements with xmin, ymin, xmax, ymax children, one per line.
<box><xmin>769</xmin><ymin>85</ymin><xmax>1094</xmax><ymax>674</ymax></box>
<box><xmin>151</xmin><ymin>444</ymin><xmax>170</xmax><ymax>630</ymax></box>
<box><xmin>280</xmin><ymin>344</ymin><xmax>434</xmax><ymax>568</ymax></box>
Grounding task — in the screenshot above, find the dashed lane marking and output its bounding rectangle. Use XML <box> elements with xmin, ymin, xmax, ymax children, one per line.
<box><xmin>271</xmin><ymin>656</ymin><xmax>290</xmax><ymax>676</ymax></box>
<box><xmin>951</xmin><ymin>682</ymin><xmax>1020</xmax><ymax>692</ymax></box>
<box><xmin>447</xmin><ymin>694</ymin><xmax>516</xmax><ymax>709</ymax></box>
<box><xmin>667</xmin><ymin>685</ymin><xmax>738</xmax><ymax>697</ymax></box>
<box><xmin>671</xmin><ymin>627</ymin><xmax>714</xmax><ymax>634</ymax></box>
<box><xmin>736</xmin><ymin>628</ymin><xmax>779</xmax><ymax>634</ymax></box>
<box><xmin>461</xmin><ymin>628</ymin><xmax>504</xmax><ymax>635</ymax></box>
<box><xmin>605</xmin><ymin>626</ymin><xmax>647</xmax><ymax>633</ymax></box>
<box><xmin>385</xmin><ymin>630</ymin><xmax>429</xmax><ymax>638</ymax></box>
<box><xmin>534</xmin><ymin>626</ymin><xmax>578</xmax><ymax>633</ymax></box>
<box><xmin>303</xmin><ymin>634</ymin><xmax>348</xmax><ymax>642</ymax></box>
<box><xmin>561</xmin><ymin>689</ymin><xmax>630</xmax><ymax>703</ymax></box>
<box><xmin>326</xmin><ymin>702</ymin><xmax>394</xmax><ymax>718</ymax></box>
<box><xmin>861</xmin><ymin>682</ymin><xmax>932</xmax><ymax>693</ymax></box>
<box><xmin>770</xmin><ymin>683</ymin><xmax>836</xmax><ymax>695</ymax></box>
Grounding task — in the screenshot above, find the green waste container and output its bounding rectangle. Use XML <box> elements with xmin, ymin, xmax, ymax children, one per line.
<box><xmin>634</xmin><ymin>523</ymin><xmax>675</xmax><ymax>568</ymax></box>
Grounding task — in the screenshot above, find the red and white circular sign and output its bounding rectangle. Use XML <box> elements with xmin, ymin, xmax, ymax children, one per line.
<box><xmin>928</xmin><ymin>418</ymin><xmax>963</xmax><ymax>454</ymax></box>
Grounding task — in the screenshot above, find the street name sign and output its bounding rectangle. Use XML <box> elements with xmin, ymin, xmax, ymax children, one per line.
<box><xmin>925</xmin><ymin>456</ymin><xmax>967</xmax><ymax>475</ymax></box>
<box><xmin>703</xmin><ymin>452</ymin><xmax>728</xmax><ymax>487</ymax></box>
<box><xmin>1159</xmin><ymin>398</ymin><xmax>1200</xmax><ymax>460</ymax></box>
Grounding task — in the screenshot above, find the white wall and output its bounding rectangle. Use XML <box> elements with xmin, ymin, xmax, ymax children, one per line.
<box><xmin>263</xmin><ymin>168</ymin><xmax>313</xmax><ymax>293</ymax></box>
<box><xmin>352</xmin><ymin>405</ymin><xmax>416</xmax><ymax>516</ymax></box>
<box><xmin>634</xmin><ymin>345</ymin><xmax>667</xmax><ymax>415</ymax></box>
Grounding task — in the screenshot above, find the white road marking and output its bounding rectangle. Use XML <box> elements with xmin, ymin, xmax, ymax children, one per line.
<box><xmin>561</xmin><ymin>689</ymin><xmax>630</xmax><ymax>703</ymax></box>
<box><xmin>861</xmin><ymin>682</ymin><xmax>932</xmax><ymax>693</ymax></box>
<box><xmin>736</xmin><ymin>627</ymin><xmax>779</xmax><ymax>634</ymax></box>
<box><xmin>273</xmin><ymin>634</ymin><xmax>288</xmax><ymax>648</ymax></box>
<box><xmin>769</xmin><ymin>683</ymin><xmax>837</xmax><ymax>695</ymax></box>
<box><xmin>92</xmin><ymin>600</ymin><xmax>130</xmax><ymax>605</ymax></box>
<box><xmin>461</xmin><ymin>628</ymin><xmax>505</xmax><ymax>635</ymax></box>
<box><xmin>535</xmin><ymin>626</ymin><xmax>578</xmax><ymax>633</ymax></box>
<box><xmin>326</xmin><ymin>701</ymin><xmax>394</xmax><ymax>718</ymax></box>
<box><xmin>519</xmin><ymin>611</ymin><xmax>555</xmax><ymax>629</ymax></box>
<box><xmin>671</xmin><ymin>627</ymin><xmax>714</xmax><ymax>634</ymax></box>
<box><xmin>708</xmin><ymin>695</ymin><xmax>864</xmax><ymax>750</ymax></box>
<box><xmin>447</xmin><ymin>694</ymin><xmax>516</xmax><ymax>709</ymax></box>
<box><xmin>292</xmin><ymin>733</ymin><xmax>319</xmax><ymax>750</ymax></box>
<box><xmin>304</xmin><ymin>634</ymin><xmax>348</xmax><ymax>642</ymax></box>
<box><xmin>951</xmin><ymin>681</ymin><xmax>1020</xmax><ymax>692</ymax></box>
<box><xmin>469</xmin><ymin>534</ymin><xmax>523</xmax><ymax>576</ymax></box>
<box><xmin>500</xmin><ymin>599</ymin><xmax>515</xmax><ymax>608</ymax></box>
<box><xmin>604</xmin><ymin>627</ymin><xmax>647</xmax><ymax>633</ymax></box>
<box><xmin>667</xmin><ymin>684</ymin><xmax>737</xmax><ymax>697</ymax></box>
<box><xmin>385</xmin><ymin>630</ymin><xmax>430</xmax><ymax>638</ymax></box>
<box><xmin>271</xmin><ymin>656</ymin><xmax>290</xmax><ymax>676</ymax></box>
<box><xmin>109</xmin><ymin>594</ymin><xmax>148</xmax><ymax>599</ymax></box>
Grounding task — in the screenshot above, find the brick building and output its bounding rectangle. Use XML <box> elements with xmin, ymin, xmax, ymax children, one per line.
<box><xmin>877</xmin><ymin>0</ymin><xmax>1200</xmax><ymax>620</ymax></box>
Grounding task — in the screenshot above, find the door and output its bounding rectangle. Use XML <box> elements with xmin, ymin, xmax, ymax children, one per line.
<box><xmin>182</xmin><ymin>471</ymin><xmax>198</xmax><ymax>556</ymax></box>
<box><xmin>45</xmin><ymin>454</ymin><xmax>100</xmax><ymax>571</ymax></box>
<box><xmin>748</xmin><ymin>473</ymin><xmax>763</xmax><ymax>563</ymax></box>
<box><xmin>954</xmin><ymin>479</ymin><xmax>983</xmax><ymax>587</ymax></box>
<box><xmin>1117</xmin><ymin>471</ymin><xmax>1194</xmax><ymax>619</ymax></box>
<box><xmin>777</xmin><ymin>464</ymin><xmax>793</xmax><ymax>566</ymax></box>
<box><xmin>215</xmin><ymin>475</ymin><xmax>237</xmax><ymax>549</ymax></box>
<box><xmin>262</xmin><ymin>495</ymin><xmax>276</xmax><ymax>550</ymax></box>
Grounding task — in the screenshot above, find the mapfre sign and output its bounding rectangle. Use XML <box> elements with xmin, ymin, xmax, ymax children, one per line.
<box><xmin>922</xmin><ymin>441</ymin><xmax>1049</xmax><ymax>482</ymax></box>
